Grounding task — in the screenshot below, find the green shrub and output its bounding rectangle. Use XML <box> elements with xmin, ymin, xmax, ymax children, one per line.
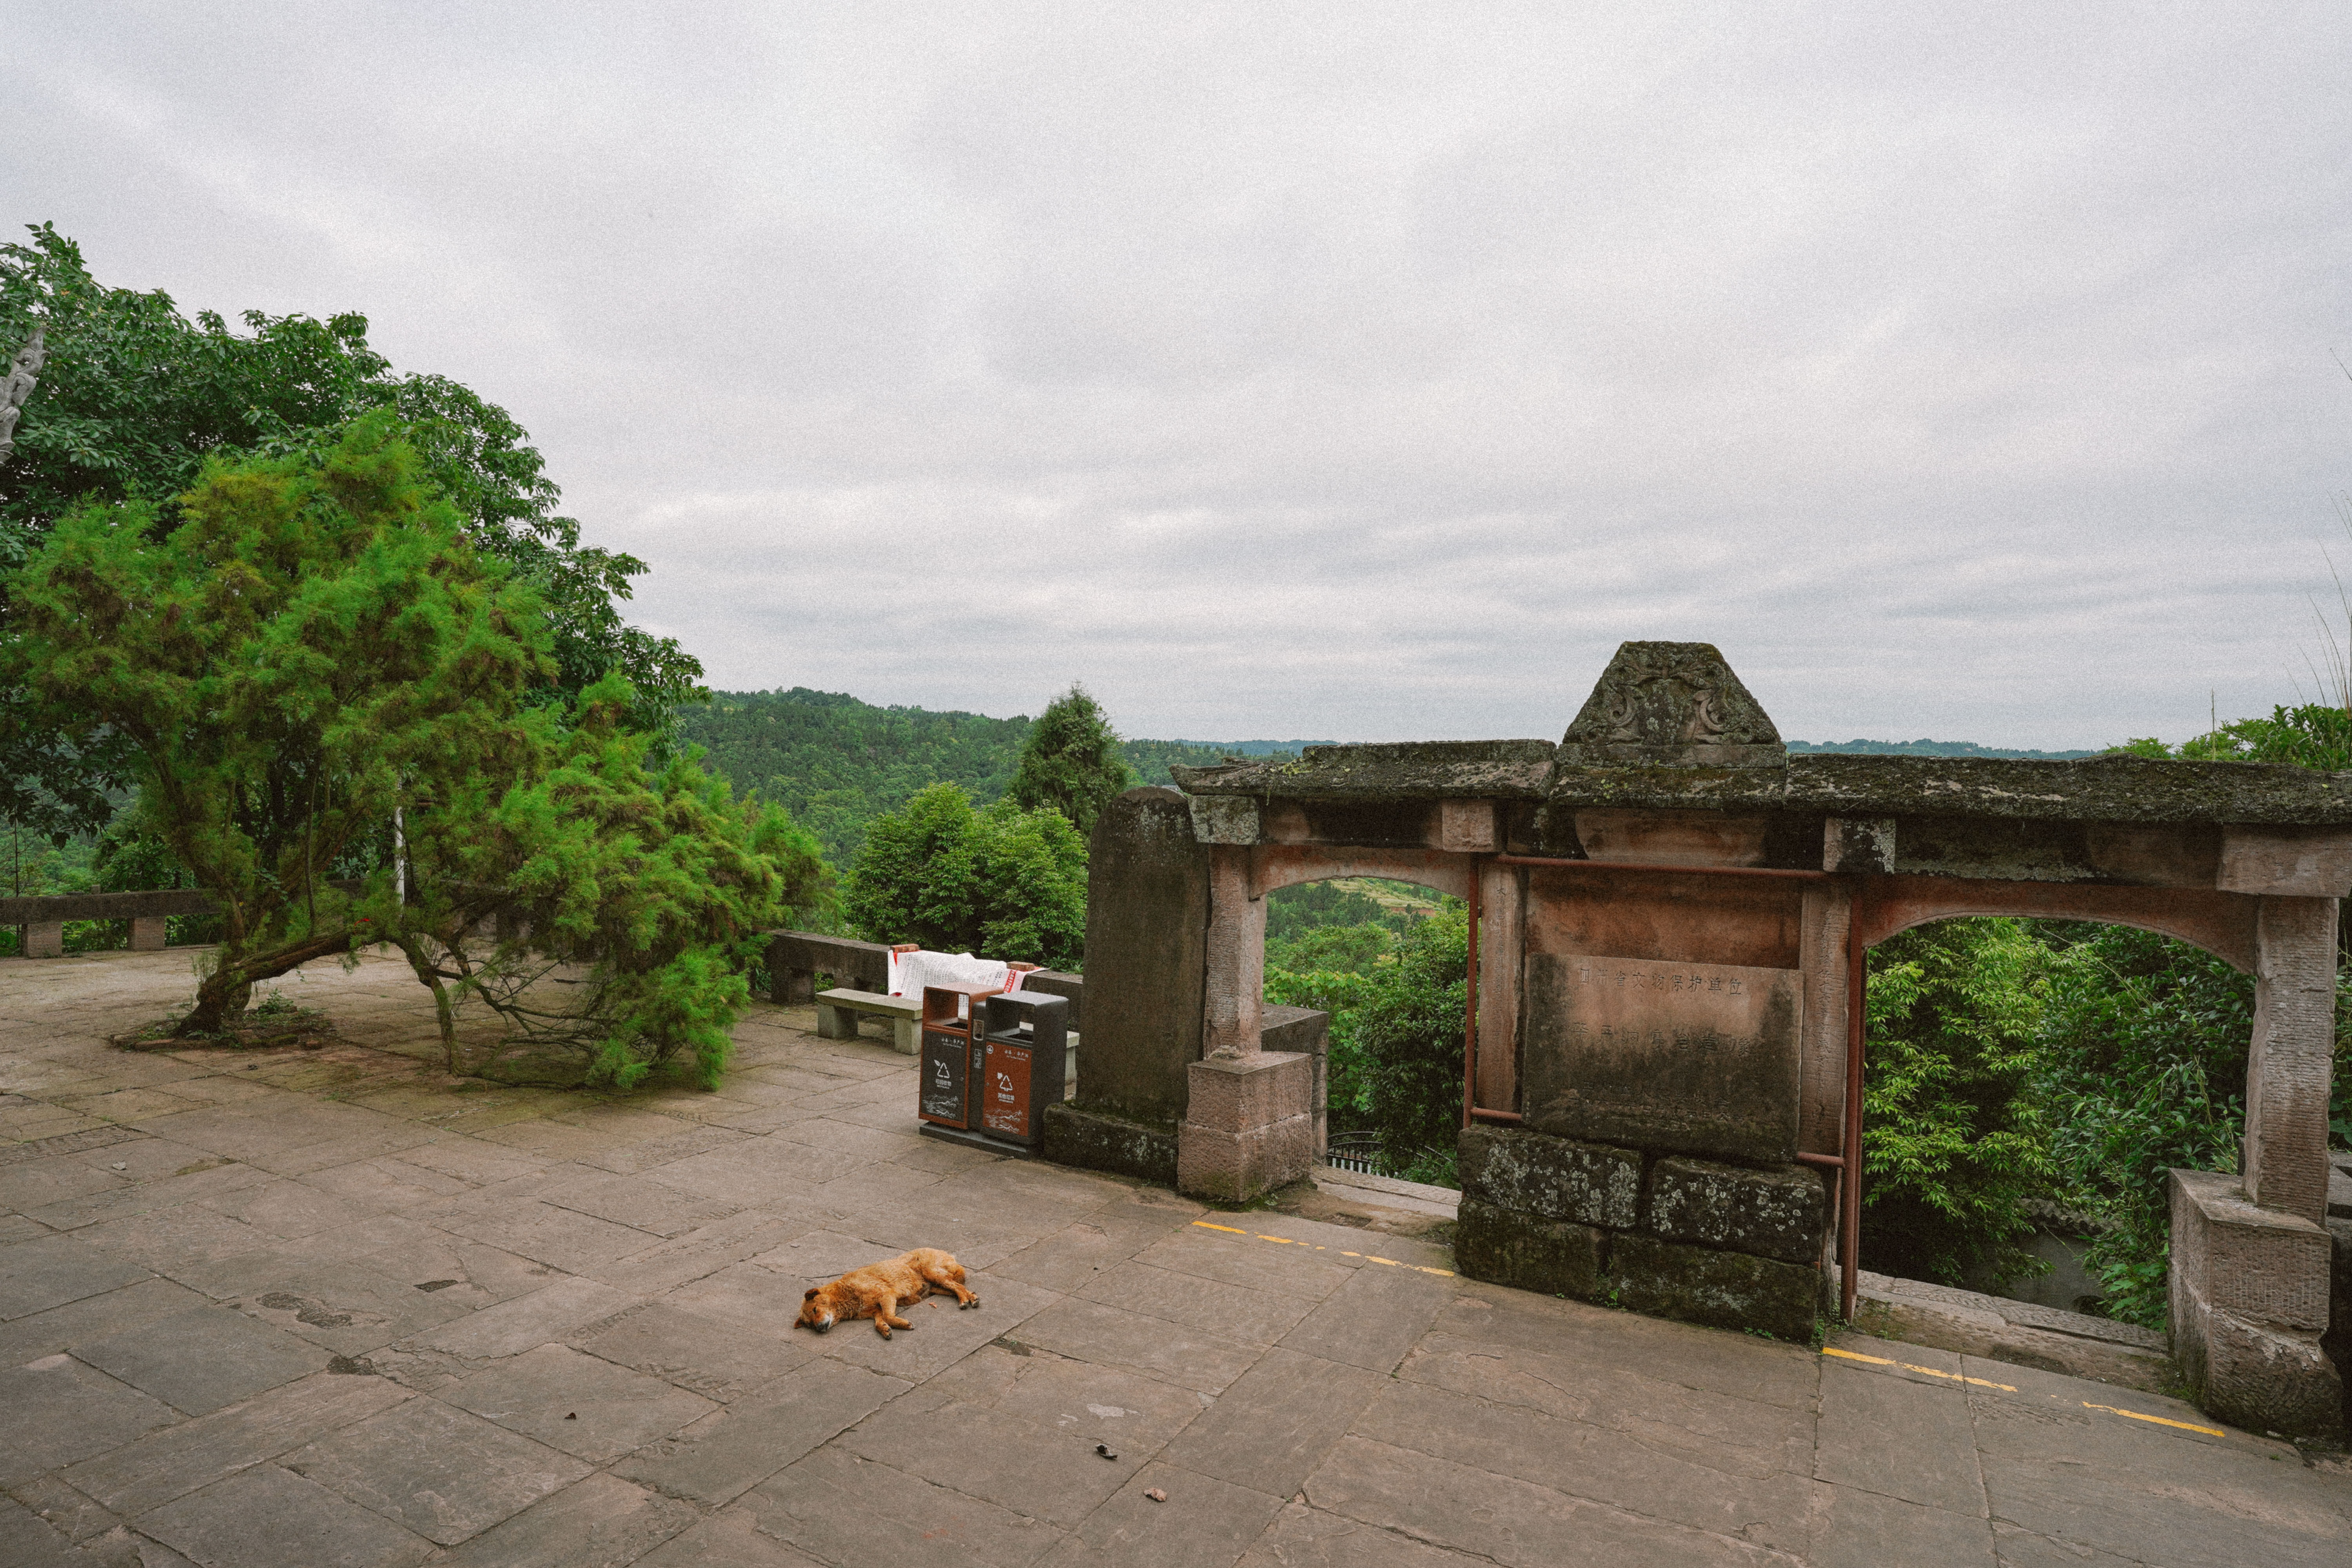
<box><xmin>840</xmin><ymin>782</ymin><xmax>1086</xmax><ymax>969</ymax></box>
<box><xmin>1860</xmin><ymin>919</ymin><xmax>2051</xmax><ymax>1287</ymax></box>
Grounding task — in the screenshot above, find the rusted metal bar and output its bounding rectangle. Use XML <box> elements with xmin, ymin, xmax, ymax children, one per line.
<box><xmin>1469</xmin><ymin>1106</ymin><xmax>1523</xmax><ymax>1124</ymax></box>
<box><xmin>1463</xmin><ymin>856</ymin><xmax>1482</xmax><ymax>1129</ymax></box>
<box><xmin>1492</xmin><ymin>854</ymin><xmax>1833</xmax><ymax>881</ymax></box>
<box><xmin>1793</xmin><ymin>1151</ymin><xmax>1844</xmax><ymax>1169</ymax></box>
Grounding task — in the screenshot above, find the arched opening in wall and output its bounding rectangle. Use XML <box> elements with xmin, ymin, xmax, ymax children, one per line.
<box><xmin>1260</xmin><ymin>873</ymin><xmax>1468</xmax><ymax>1190</ymax></box>
<box><xmin>1859</xmin><ymin>915</ymin><xmax>2257</xmax><ymax>1332</ymax></box>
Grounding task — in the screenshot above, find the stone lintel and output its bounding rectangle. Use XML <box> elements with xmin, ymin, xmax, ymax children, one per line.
<box><xmin>1822</xmin><ymin>817</ymin><xmax>1894</xmax><ymax>875</ymax></box>
<box><xmin>2218</xmin><ymin>825</ymin><xmax>2352</xmax><ymax>897</ymax></box>
<box><xmin>1189</xmin><ymin>796</ymin><xmax>1262</xmax><ymax>846</ymax></box>
<box><xmin>1437</xmin><ymin>798</ymin><xmax>1499</xmax><ymax>853</ymax></box>
<box><xmin>1575</xmin><ymin>808</ymin><xmax>1769</xmax><ymax>867</ymax></box>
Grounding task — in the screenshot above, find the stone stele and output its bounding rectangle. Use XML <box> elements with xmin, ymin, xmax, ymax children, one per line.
<box><xmin>1522</xmin><ymin>952</ymin><xmax>1804</xmax><ymax>1163</ymax></box>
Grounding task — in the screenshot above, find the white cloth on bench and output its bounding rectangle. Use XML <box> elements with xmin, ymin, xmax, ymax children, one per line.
<box><xmin>888</xmin><ymin>949</ymin><xmax>1023</xmax><ymax>1016</ymax></box>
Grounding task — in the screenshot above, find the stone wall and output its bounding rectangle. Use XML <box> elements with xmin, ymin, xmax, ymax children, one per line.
<box><xmin>1454</xmin><ymin>1123</ymin><xmax>1829</xmax><ymax>1342</ymax></box>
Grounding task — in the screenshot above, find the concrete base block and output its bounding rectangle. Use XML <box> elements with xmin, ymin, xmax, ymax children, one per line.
<box><xmin>130</xmin><ymin>916</ymin><xmax>169</xmax><ymax>952</ymax></box>
<box><xmin>1612</xmin><ymin>1234</ymin><xmax>1820</xmax><ymax>1343</ymax></box>
<box><xmin>1042</xmin><ymin>1102</ymin><xmax>1178</xmax><ymax>1187</ymax></box>
<box><xmin>1177</xmin><ymin>1113</ymin><xmax>1312</xmax><ymax>1203</ymax></box>
<box><xmin>1186</xmin><ymin>1052</ymin><xmax>1311</xmax><ymax>1128</ymax></box>
<box><xmin>24</xmin><ymin>920</ymin><xmax>61</xmax><ymax>959</ymax></box>
<box><xmin>1457</xmin><ymin>1123</ymin><xmax>1640</xmax><ymax>1230</ymax></box>
<box><xmin>2170</xmin><ymin>1168</ymin><xmax>2343</xmax><ymax>1439</ymax></box>
<box><xmin>1454</xmin><ymin>1196</ymin><xmax>1606</xmax><ymax>1302</ymax></box>
<box><xmin>1645</xmin><ymin>1156</ymin><xmax>1829</xmax><ymax>1266</ymax></box>
<box><xmin>2182</xmin><ymin>1310</ymin><xmax>2343</xmax><ymax>1439</ymax></box>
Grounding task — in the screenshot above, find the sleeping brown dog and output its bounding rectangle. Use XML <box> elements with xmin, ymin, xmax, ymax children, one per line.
<box><xmin>795</xmin><ymin>1247</ymin><xmax>980</xmax><ymax>1338</ymax></box>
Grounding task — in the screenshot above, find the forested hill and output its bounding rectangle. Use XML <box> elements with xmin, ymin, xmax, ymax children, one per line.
<box><xmin>1788</xmin><ymin>739</ymin><xmax>2098</xmax><ymax>760</ymax></box>
<box><xmin>673</xmin><ymin>687</ymin><xmax>1328</xmax><ymax>866</ymax></box>
<box><xmin>676</xmin><ymin>687</ymin><xmax>2098</xmax><ymax>868</ymax></box>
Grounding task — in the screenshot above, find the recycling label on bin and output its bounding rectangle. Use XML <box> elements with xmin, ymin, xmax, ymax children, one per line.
<box><xmin>919</xmin><ymin>1029</ymin><xmax>969</xmax><ymax>1125</ymax></box>
<box><xmin>980</xmin><ymin>1039</ymin><xmax>1033</xmax><ymax>1140</ymax></box>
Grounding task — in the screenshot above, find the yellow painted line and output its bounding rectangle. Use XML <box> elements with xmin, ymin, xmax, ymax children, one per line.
<box><xmin>1188</xmin><ymin>1222</ymin><xmax>1452</xmax><ymax>1277</ymax></box>
<box><xmin>2084</xmin><ymin>1402</ymin><xmax>2224</xmax><ymax>1437</ymax></box>
<box><xmin>1820</xmin><ymin>1347</ymin><xmax>2013</xmax><ymax>1390</ymax></box>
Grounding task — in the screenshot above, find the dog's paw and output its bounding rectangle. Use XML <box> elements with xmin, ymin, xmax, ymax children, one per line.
<box><xmin>962</xmin><ymin>1296</ymin><xmax>982</xmax><ymax>1310</ymax></box>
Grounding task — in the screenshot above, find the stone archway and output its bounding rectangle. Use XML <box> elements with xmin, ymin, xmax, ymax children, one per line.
<box><xmin>1060</xmin><ymin>640</ymin><xmax>2350</xmax><ymax>1437</ymax></box>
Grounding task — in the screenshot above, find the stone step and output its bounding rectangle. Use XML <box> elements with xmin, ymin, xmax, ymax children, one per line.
<box><xmin>1852</xmin><ymin>1269</ymin><xmax>2172</xmax><ymax>1393</ymax></box>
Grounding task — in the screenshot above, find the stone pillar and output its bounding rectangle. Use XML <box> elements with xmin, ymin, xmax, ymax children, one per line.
<box><xmin>2245</xmin><ymin>896</ymin><xmax>2337</xmax><ymax>1222</ymax></box>
<box><xmin>130</xmin><ymin>916</ymin><xmax>169</xmax><ymax>952</ymax></box>
<box><xmin>1797</xmin><ymin>883</ymin><xmax>1853</xmax><ymax>1157</ymax></box>
<box><xmin>1201</xmin><ymin>845</ymin><xmax>1265</xmax><ymax>1059</ymax></box>
<box><xmin>2170</xmin><ymin>1170</ymin><xmax>2342</xmax><ymax>1438</ymax></box>
<box><xmin>1473</xmin><ymin>858</ymin><xmax>1521</xmax><ymax>1114</ymax></box>
<box><xmin>24</xmin><ymin>920</ymin><xmax>62</xmax><ymax>958</ymax></box>
<box><xmin>1039</xmin><ymin>788</ymin><xmax>1210</xmax><ymax>1185</ymax></box>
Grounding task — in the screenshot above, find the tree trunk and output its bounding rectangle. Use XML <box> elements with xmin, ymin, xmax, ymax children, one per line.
<box><xmin>175</xmin><ymin>928</ymin><xmax>355</xmax><ymax>1037</ymax></box>
<box><xmin>393</xmin><ymin>935</ymin><xmax>464</xmax><ymax>1074</ymax></box>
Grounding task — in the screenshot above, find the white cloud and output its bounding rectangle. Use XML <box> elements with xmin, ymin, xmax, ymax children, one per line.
<box><xmin>5</xmin><ymin>1</ymin><xmax>2348</xmax><ymax>747</ymax></box>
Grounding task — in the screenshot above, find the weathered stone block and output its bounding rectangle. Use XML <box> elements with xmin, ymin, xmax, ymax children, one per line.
<box><xmin>2178</xmin><ymin>1309</ymin><xmax>2343</xmax><ymax>1440</ymax></box>
<box><xmin>1644</xmin><ymin>1156</ymin><xmax>1828</xmax><ymax>1266</ymax></box>
<box><xmin>24</xmin><ymin>918</ymin><xmax>62</xmax><ymax>958</ymax></box>
<box><xmin>130</xmin><ymin>915</ymin><xmax>169</xmax><ymax>952</ymax></box>
<box><xmin>1186</xmin><ymin>1052</ymin><xmax>1311</xmax><ymax>1128</ymax></box>
<box><xmin>1177</xmin><ymin>1114</ymin><xmax>1312</xmax><ymax>1203</ymax></box>
<box><xmin>2170</xmin><ymin>1168</ymin><xmax>2343</xmax><ymax>1438</ymax></box>
<box><xmin>1611</xmin><ymin>1234</ymin><xmax>1819</xmax><ymax>1343</ymax></box>
<box><xmin>1453</xmin><ymin>1197</ymin><xmax>1606</xmax><ymax>1302</ymax></box>
<box><xmin>1457</xmin><ymin>1123</ymin><xmax>1640</xmax><ymax>1230</ymax></box>
<box><xmin>2170</xmin><ymin>1169</ymin><xmax>2331</xmax><ymax>1330</ymax></box>
<box><xmin>1042</xmin><ymin>1102</ymin><xmax>1177</xmax><ymax>1186</ymax></box>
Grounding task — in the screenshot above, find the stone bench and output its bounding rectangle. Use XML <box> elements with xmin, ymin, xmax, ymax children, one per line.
<box><xmin>814</xmin><ymin>989</ymin><xmax>922</xmax><ymax>1054</ymax></box>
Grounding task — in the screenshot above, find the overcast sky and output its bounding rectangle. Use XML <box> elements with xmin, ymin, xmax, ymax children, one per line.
<box><xmin>7</xmin><ymin>4</ymin><xmax>2349</xmax><ymax>747</ymax></box>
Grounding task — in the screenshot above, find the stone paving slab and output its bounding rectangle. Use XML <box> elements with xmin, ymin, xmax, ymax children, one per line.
<box><xmin>4</xmin><ymin>949</ymin><xmax>2348</xmax><ymax>1567</ymax></box>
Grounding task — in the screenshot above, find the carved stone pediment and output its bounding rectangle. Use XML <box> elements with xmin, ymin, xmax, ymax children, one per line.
<box><xmin>1556</xmin><ymin>641</ymin><xmax>1786</xmax><ymax>769</ymax></box>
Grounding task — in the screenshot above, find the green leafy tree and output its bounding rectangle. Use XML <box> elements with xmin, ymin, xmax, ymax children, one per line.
<box><xmin>1860</xmin><ymin>919</ymin><xmax>2052</xmax><ymax>1287</ymax></box>
<box><xmin>1349</xmin><ymin>901</ymin><xmax>1469</xmax><ymax>1184</ymax></box>
<box><xmin>394</xmin><ymin>677</ymin><xmax>830</xmax><ymax>1086</ymax></box>
<box><xmin>0</xmin><ymin>223</ymin><xmax>701</xmax><ymax>835</ymax></box>
<box><xmin>2034</xmin><ymin>925</ymin><xmax>2259</xmax><ymax>1327</ymax></box>
<box><xmin>840</xmin><ymin>782</ymin><xmax>1086</xmax><ymax>969</ymax></box>
<box><xmin>10</xmin><ymin>415</ymin><xmax>552</xmax><ymax>1032</ymax></box>
<box><xmin>9</xmin><ymin>419</ymin><xmax>822</xmax><ymax>1080</ymax></box>
<box><xmin>1009</xmin><ymin>685</ymin><xmax>1132</xmax><ymax>840</ymax></box>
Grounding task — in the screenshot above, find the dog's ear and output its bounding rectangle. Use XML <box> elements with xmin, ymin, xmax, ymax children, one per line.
<box><xmin>804</xmin><ymin>1287</ymin><xmax>820</xmax><ymax>1301</ymax></box>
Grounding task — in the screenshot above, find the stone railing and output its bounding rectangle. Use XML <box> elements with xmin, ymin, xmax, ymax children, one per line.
<box><xmin>2</xmin><ymin>889</ymin><xmax>218</xmax><ymax>958</ymax></box>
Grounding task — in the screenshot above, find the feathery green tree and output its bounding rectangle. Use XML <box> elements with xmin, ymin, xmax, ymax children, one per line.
<box><xmin>1009</xmin><ymin>684</ymin><xmax>1132</xmax><ymax>840</ymax></box>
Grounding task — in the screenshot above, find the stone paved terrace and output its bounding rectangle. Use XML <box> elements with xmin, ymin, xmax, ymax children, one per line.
<box><xmin>3</xmin><ymin>951</ymin><xmax>2348</xmax><ymax>1568</ymax></box>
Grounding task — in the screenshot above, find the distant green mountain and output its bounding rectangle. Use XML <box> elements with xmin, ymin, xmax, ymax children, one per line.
<box><xmin>675</xmin><ymin>688</ymin><xmax>1325</xmax><ymax>867</ymax></box>
<box><xmin>679</xmin><ymin>689</ymin><xmax>2093</xmax><ymax>869</ymax></box>
<box><xmin>1786</xmin><ymin>739</ymin><xmax>2100</xmax><ymax>760</ymax></box>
